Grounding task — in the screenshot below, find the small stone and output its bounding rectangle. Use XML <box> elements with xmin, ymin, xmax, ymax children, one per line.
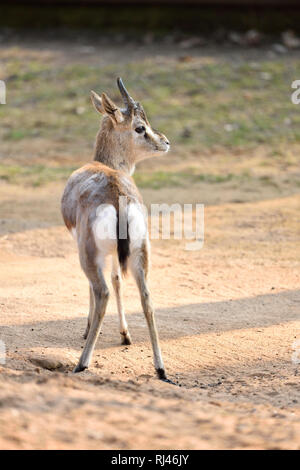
<box><xmin>224</xmin><ymin>123</ymin><xmax>238</xmax><ymax>132</ymax></box>
<box><xmin>30</xmin><ymin>357</ymin><xmax>63</xmax><ymax>371</ymax></box>
<box><xmin>261</xmin><ymin>72</ymin><xmax>272</xmax><ymax>81</ymax></box>
<box><xmin>181</xmin><ymin>127</ymin><xmax>192</xmax><ymax>139</ymax></box>
<box><xmin>178</xmin><ymin>55</ymin><xmax>193</xmax><ymax>63</ymax></box>
<box><xmin>282</xmin><ymin>30</ymin><xmax>300</xmax><ymax>49</ymax></box>
<box><xmin>245</xmin><ymin>29</ymin><xmax>262</xmax><ymax>47</ymax></box>
<box><xmin>272</xmin><ymin>43</ymin><xmax>287</xmax><ymax>55</ymax></box>
<box><xmin>228</xmin><ymin>31</ymin><xmax>243</xmax><ymax>45</ymax></box>
<box><xmin>179</xmin><ymin>36</ymin><xmax>206</xmax><ymax>49</ymax></box>
<box><xmin>79</xmin><ymin>46</ymin><xmax>95</xmax><ymax>54</ymax></box>
<box><xmin>76</xmin><ymin>106</ymin><xmax>85</xmax><ymax>115</ymax></box>
<box><xmin>284</xmin><ymin>118</ymin><xmax>292</xmax><ymax>126</ymax></box>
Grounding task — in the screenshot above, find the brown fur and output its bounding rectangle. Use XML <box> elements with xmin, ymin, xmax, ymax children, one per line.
<box><xmin>61</xmin><ymin>79</ymin><xmax>171</xmax><ymax>381</ymax></box>
<box><xmin>61</xmin><ymin>162</ymin><xmax>142</xmax><ymax>230</ymax></box>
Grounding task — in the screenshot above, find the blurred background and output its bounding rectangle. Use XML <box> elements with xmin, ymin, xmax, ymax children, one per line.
<box><xmin>0</xmin><ymin>0</ymin><xmax>300</xmax><ymax>223</ymax></box>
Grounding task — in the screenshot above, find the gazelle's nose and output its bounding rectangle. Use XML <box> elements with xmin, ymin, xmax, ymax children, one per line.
<box><xmin>161</xmin><ymin>135</ymin><xmax>170</xmax><ymax>146</ymax></box>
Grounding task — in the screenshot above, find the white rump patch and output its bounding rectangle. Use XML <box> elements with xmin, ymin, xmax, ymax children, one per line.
<box><xmin>92</xmin><ymin>204</ymin><xmax>117</xmax><ymax>267</ymax></box>
<box><xmin>128</xmin><ymin>203</ymin><xmax>148</xmax><ymax>251</ymax></box>
<box><xmin>70</xmin><ymin>227</ymin><xmax>77</xmax><ymax>241</ymax></box>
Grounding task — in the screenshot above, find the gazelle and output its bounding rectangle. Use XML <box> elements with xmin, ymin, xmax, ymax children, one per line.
<box><xmin>61</xmin><ymin>78</ymin><xmax>171</xmax><ymax>382</ymax></box>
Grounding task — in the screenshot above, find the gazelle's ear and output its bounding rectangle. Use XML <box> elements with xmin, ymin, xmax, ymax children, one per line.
<box><xmin>101</xmin><ymin>92</ymin><xmax>124</xmax><ymax>124</ymax></box>
<box><xmin>90</xmin><ymin>90</ymin><xmax>106</xmax><ymax>114</ymax></box>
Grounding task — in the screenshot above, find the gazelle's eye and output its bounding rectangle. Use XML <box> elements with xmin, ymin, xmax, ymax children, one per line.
<box><xmin>135</xmin><ymin>126</ymin><xmax>145</xmax><ymax>134</ymax></box>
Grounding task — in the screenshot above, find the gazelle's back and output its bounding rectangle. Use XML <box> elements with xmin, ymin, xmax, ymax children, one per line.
<box><xmin>61</xmin><ymin>161</ymin><xmax>141</xmax><ymax>232</ymax></box>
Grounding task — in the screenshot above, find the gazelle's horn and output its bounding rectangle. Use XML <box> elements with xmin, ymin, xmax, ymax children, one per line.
<box><xmin>117</xmin><ymin>77</ymin><xmax>135</xmax><ymax>112</ymax></box>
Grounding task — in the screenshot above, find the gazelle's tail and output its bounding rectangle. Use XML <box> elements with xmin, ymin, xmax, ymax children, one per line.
<box><xmin>117</xmin><ymin>208</ymin><xmax>130</xmax><ymax>275</ymax></box>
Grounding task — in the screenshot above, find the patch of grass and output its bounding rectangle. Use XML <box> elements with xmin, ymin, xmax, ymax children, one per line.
<box><xmin>2</xmin><ymin>54</ymin><xmax>300</xmax><ymax>154</ymax></box>
<box><xmin>135</xmin><ymin>171</ymin><xmax>183</xmax><ymax>189</ymax></box>
<box><xmin>135</xmin><ymin>170</ymin><xmax>240</xmax><ymax>189</ymax></box>
<box><xmin>4</xmin><ymin>129</ymin><xmax>37</xmax><ymax>140</ymax></box>
<box><xmin>1</xmin><ymin>44</ymin><xmax>300</xmax><ymax>194</ymax></box>
<box><xmin>0</xmin><ymin>164</ymin><xmax>77</xmax><ymax>186</ymax></box>
<box><xmin>0</xmin><ymin>164</ymin><xmax>253</xmax><ymax>188</ymax></box>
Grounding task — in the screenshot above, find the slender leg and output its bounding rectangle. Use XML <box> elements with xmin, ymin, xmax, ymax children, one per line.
<box><xmin>111</xmin><ymin>257</ymin><xmax>131</xmax><ymax>345</ymax></box>
<box><xmin>83</xmin><ymin>285</ymin><xmax>95</xmax><ymax>339</ymax></box>
<box><xmin>73</xmin><ymin>268</ymin><xmax>109</xmax><ymax>373</ymax></box>
<box><xmin>130</xmin><ymin>246</ymin><xmax>171</xmax><ymax>382</ymax></box>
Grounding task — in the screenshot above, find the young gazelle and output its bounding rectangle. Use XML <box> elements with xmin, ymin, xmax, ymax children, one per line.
<box><xmin>61</xmin><ymin>78</ymin><xmax>171</xmax><ymax>381</ymax></box>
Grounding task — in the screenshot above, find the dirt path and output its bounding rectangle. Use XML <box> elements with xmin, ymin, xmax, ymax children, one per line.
<box><xmin>0</xmin><ymin>189</ymin><xmax>299</xmax><ymax>449</ymax></box>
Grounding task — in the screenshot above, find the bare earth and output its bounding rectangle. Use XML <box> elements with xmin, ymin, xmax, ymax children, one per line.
<box><xmin>0</xmin><ymin>182</ymin><xmax>299</xmax><ymax>450</ymax></box>
<box><xmin>0</xmin><ymin>34</ymin><xmax>300</xmax><ymax>449</ymax></box>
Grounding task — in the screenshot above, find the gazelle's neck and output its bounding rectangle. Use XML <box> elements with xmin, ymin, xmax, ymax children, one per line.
<box><xmin>93</xmin><ymin>118</ymin><xmax>136</xmax><ymax>175</ymax></box>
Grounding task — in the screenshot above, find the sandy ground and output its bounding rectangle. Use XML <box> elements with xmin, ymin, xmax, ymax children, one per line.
<box><xmin>0</xmin><ymin>32</ymin><xmax>299</xmax><ymax>450</ymax></box>
<box><xmin>0</xmin><ymin>182</ymin><xmax>299</xmax><ymax>449</ymax></box>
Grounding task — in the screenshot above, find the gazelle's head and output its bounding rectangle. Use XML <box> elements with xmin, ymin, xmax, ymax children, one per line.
<box><xmin>91</xmin><ymin>78</ymin><xmax>170</xmax><ymax>170</ymax></box>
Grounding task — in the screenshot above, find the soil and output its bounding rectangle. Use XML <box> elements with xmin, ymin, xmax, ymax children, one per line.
<box><xmin>0</xmin><ymin>182</ymin><xmax>299</xmax><ymax>450</ymax></box>
<box><xmin>0</xmin><ymin>32</ymin><xmax>299</xmax><ymax>450</ymax></box>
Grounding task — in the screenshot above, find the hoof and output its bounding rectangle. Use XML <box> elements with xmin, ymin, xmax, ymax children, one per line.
<box><xmin>73</xmin><ymin>364</ymin><xmax>87</xmax><ymax>374</ymax></box>
<box><xmin>83</xmin><ymin>325</ymin><xmax>90</xmax><ymax>340</ymax></box>
<box><xmin>156</xmin><ymin>368</ymin><xmax>167</xmax><ymax>380</ymax></box>
<box><xmin>161</xmin><ymin>377</ymin><xmax>177</xmax><ymax>386</ymax></box>
<box><xmin>121</xmin><ymin>332</ymin><xmax>132</xmax><ymax>345</ymax></box>
<box><xmin>156</xmin><ymin>368</ymin><xmax>177</xmax><ymax>385</ymax></box>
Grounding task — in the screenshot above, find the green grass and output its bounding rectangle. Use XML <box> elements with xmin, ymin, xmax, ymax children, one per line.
<box><xmin>2</xmin><ymin>56</ymin><xmax>300</xmax><ymax>151</ymax></box>
<box><xmin>0</xmin><ymin>164</ymin><xmax>253</xmax><ymax>188</ymax></box>
<box><xmin>1</xmin><ymin>48</ymin><xmax>300</xmax><ymax>187</ymax></box>
<box><xmin>134</xmin><ymin>170</ymin><xmax>236</xmax><ymax>189</ymax></box>
<box><xmin>0</xmin><ymin>163</ymin><xmax>298</xmax><ymax>190</ymax></box>
<box><xmin>0</xmin><ymin>164</ymin><xmax>77</xmax><ymax>186</ymax></box>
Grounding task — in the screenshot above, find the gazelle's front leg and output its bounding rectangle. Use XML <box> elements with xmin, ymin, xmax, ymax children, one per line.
<box><xmin>83</xmin><ymin>285</ymin><xmax>95</xmax><ymax>339</ymax></box>
<box><xmin>111</xmin><ymin>256</ymin><xmax>132</xmax><ymax>345</ymax></box>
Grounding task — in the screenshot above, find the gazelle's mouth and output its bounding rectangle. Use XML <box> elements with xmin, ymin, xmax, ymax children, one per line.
<box><xmin>155</xmin><ymin>142</ymin><xmax>170</xmax><ymax>152</ymax></box>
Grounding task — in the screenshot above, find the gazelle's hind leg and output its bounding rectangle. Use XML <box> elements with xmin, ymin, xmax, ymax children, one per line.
<box><xmin>83</xmin><ymin>285</ymin><xmax>95</xmax><ymax>339</ymax></box>
<box><xmin>111</xmin><ymin>256</ymin><xmax>132</xmax><ymax>345</ymax></box>
<box><xmin>73</xmin><ymin>203</ymin><xmax>117</xmax><ymax>373</ymax></box>
<box><xmin>74</xmin><ymin>267</ymin><xmax>109</xmax><ymax>373</ymax></box>
<box><xmin>130</xmin><ymin>240</ymin><xmax>170</xmax><ymax>382</ymax></box>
